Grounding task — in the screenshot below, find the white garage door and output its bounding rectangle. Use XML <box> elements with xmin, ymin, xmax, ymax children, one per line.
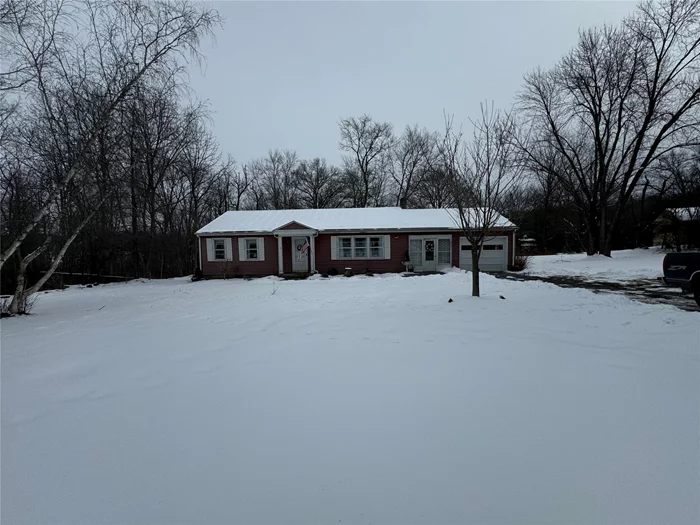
<box><xmin>459</xmin><ymin>236</ymin><xmax>508</xmax><ymax>272</ymax></box>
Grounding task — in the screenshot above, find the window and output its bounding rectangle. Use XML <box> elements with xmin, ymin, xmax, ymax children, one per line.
<box><xmin>369</xmin><ymin>237</ymin><xmax>384</xmax><ymax>258</ymax></box>
<box><xmin>409</xmin><ymin>239</ymin><xmax>422</xmax><ymax>264</ymax></box>
<box><xmin>339</xmin><ymin>237</ymin><xmax>352</xmax><ymax>258</ymax></box>
<box><xmin>462</xmin><ymin>244</ymin><xmax>503</xmax><ymax>251</ymax></box>
<box><xmin>214</xmin><ymin>239</ymin><xmax>226</xmax><ymax>260</ymax></box>
<box><xmin>353</xmin><ymin>237</ymin><xmax>367</xmax><ymax>258</ymax></box>
<box><xmin>246</xmin><ymin>238</ymin><xmax>258</xmax><ymax>260</ymax></box>
<box><xmin>438</xmin><ymin>238</ymin><xmax>451</xmax><ymax>264</ymax></box>
<box><xmin>337</xmin><ymin>236</ymin><xmax>385</xmax><ymax>259</ymax></box>
<box><xmin>239</xmin><ymin>237</ymin><xmax>265</xmax><ymax>262</ymax></box>
<box><xmin>424</xmin><ymin>240</ymin><xmax>434</xmax><ymax>261</ymax></box>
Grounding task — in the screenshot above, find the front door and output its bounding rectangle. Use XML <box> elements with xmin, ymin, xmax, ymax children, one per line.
<box><xmin>423</xmin><ymin>238</ymin><xmax>437</xmax><ymax>272</ymax></box>
<box><xmin>292</xmin><ymin>237</ymin><xmax>309</xmax><ymax>273</ymax></box>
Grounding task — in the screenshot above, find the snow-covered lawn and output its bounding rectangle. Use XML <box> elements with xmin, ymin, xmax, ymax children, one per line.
<box><xmin>523</xmin><ymin>248</ymin><xmax>667</xmax><ymax>282</ymax></box>
<box><xmin>2</xmin><ymin>272</ymin><xmax>699</xmax><ymax>524</ymax></box>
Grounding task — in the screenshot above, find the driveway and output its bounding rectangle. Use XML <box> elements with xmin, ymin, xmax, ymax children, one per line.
<box><xmin>497</xmin><ymin>273</ymin><xmax>700</xmax><ymax>312</ymax></box>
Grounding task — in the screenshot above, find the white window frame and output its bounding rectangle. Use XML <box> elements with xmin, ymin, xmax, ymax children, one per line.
<box><xmin>207</xmin><ymin>237</ymin><xmax>232</xmax><ymax>262</ymax></box>
<box><xmin>238</xmin><ymin>237</ymin><xmax>266</xmax><ymax>262</ymax></box>
<box><xmin>437</xmin><ymin>238</ymin><xmax>451</xmax><ymax>265</ymax></box>
<box><xmin>369</xmin><ymin>236</ymin><xmax>384</xmax><ymax>259</ymax></box>
<box><xmin>408</xmin><ymin>235</ymin><xmax>453</xmax><ymax>269</ymax></box>
<box><xmin>246</xmin><ymin>238</ymin><xmax>258</xmax><ymax>260</ymax></box>
<box><xmin>213</xmin><ymin>239</ymin><xmax>226</xmax><ymax>261</ymax></box>
<box><xmin>338</xmin><ymin>237</ymin><xmax>353</xmax><ymax>259</ymax></box>
<box><xmin>336</xmin><ymin>236</ymin><xmax>385</xmax><ymax>260</ymax></box>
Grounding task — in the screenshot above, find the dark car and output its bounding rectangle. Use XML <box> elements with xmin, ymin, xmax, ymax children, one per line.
<box><xmin>662</xmin><ymin>252</ymin><xmax>700</xmax><ymax>306</ymax></box>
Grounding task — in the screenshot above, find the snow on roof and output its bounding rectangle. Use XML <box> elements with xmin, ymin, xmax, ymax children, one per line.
<box><xmin>196</xmin><ymin>207</ymin><xmax>516</xmax><ymax>235</ymax></box>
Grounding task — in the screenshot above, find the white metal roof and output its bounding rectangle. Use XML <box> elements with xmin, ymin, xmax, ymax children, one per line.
<box><xmin>196</xmin><ymin>207</ymin><xmax>516</xmax><ymax>235</ymax></box>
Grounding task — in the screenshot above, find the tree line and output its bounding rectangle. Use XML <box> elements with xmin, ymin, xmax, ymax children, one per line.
<box><xmin>1</xmin><ymin>0</ymin><xmax>699</xmax><ymax>307</ymax></box>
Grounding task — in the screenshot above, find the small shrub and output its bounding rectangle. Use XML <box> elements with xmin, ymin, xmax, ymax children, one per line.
<box><xmin>192</xmin><ymin>268</ymin><xmax>203</xmax><ymax>282</ymax></box>
<box><xmin>511</xmin><ymin>253</ymin><xmax>532</xmax><ymax>271</ymax></box>
<box><xmin>344</xmin><ymin>268</ymin><xmax>354</xmax><ymax>277</ymax></box>
<box><xmin>363</xmin><ymin>268</ymin><xmax>374</xmax><ymax>277</ymax></box>
<box><xmin>328</xmin><ymin>267</ymin><xmax>339</xmax><ymax>276</ymax></box>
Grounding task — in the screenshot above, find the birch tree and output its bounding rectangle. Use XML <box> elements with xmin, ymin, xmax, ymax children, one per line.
<box><xmin>0</xmin><ymin>0</ymin><xmax>220</xmax><ymax>312</ymax></box>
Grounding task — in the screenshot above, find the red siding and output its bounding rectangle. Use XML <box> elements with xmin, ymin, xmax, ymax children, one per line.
<box><xmin>200</xmin><ymin>229</ymin><xmax>516</xmax><ymax>277</ymax></box>
<box><xmin>200</xmin><ymin>235</ymin><xmax>278</xmax><ymax>277</ymax></box>
<box><xmin>315</xmin><ymin>233</ymin><xmax>407</xmax><ymax>274</ymax></box>
<box><xmin>282</xmin><ymin>237</ymin><xmax>293</xmax><ymax>274</ymax></box>
<box><xmin>278</xmin><ymin>221</ymin><xmax>311</xmax><ymax>231</ymax></box>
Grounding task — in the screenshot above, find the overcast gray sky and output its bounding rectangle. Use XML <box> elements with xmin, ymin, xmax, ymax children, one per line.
<box><xmin>188</xmin><ymin>1</ymin><xmax>638</xmax><ymax>165</ymax></box>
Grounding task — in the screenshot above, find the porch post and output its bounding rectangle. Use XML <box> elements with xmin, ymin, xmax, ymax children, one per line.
<box><xmin>277</xmin><ymin>235</ymin><xmax>283</xmax><ymax>275</ymax></box>
<box><xmin>309</xmin><ymin>234</ymin><xmax>316</xmax><ymax>273</ymax></box>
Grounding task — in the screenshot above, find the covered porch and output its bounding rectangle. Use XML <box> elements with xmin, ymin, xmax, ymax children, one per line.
<box><xmin>273</xmin><ymin>222</ymin><xmax>318</xmax><ymax>275</ymax></box>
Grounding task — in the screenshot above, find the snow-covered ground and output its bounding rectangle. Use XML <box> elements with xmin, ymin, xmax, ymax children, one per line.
<box><xmin>2</xmin><ymin>272</ymin><xmax>699</xmax><ymax>524</ymax></box>
<box><xmin>523</xmin><ymin>248</ymin><xmax>666</xmax><ymax>281</ymax></box>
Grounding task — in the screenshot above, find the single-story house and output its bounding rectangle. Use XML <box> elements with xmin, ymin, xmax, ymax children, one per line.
<box><xmin>195</xmin><ymin>207</ymin><xmax>517</xmax><ymax>277</ymax></box>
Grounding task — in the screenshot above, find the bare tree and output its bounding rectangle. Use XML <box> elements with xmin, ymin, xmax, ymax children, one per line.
<box><xmin>1</xmin><ymin>0</ymin><xmax>221</xmax><ymax>312</ymax></box>
<box><xmin>442</xmin><ymin>105</ymin><xmax>524</xmax><ymax>297</ymax></box>
<box><xmin>252</xmin><ymin>149</ymin><xmax>299</xmax><ymax>210</ymax></box>
<box><xmin>0</xmin><ymin>0</ymin><xmax>221</xmax><ymax>271</ymax></box>
<box><xmin>295</xmin><ymin>158</ymin><xmax>344</xmax><ymax>208</ymax></box>
<box><xmin>519</xmin><ymin>0</ymin><xmax>700</xmax><ymax>256</ymax></box>
<box><xmin>339</xmin><ymin>114</ymin><xmax>395</xmax><ymax>207</ymax></box>
<box><xmin>392</xmin><ymin>125</ymin><xmax>436</xmax><ymax>207</ymax></box>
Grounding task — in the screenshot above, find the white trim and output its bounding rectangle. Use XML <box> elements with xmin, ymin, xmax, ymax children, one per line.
<box><xmin>224</xmin><ymin>238</ymin><xmax>233</xmax><ymax>261</ymax></box>
<box><xmin>330</xmin><ymin>236</ymin><xmax>338</xmax><ymax>261</ymax></box>
<box><xmin>384</xmin><ymin>235</ymin><xmax>391</xmax><ymax>260</ymax></box>
<box><xmin>272</xmin><ymin>229</ymin><xmax>317</xmax><ymax>237</ymax></box>
<box><xmin>277</xmin><ymin>236</ymin><xmax>283</xmax><ymax>275</ymax></box>
<box><xmin>408</xmin><ymin>235</ymin><xmax>453</xmax><ymax>271</ymax></box>
<box><xmin>208</xmin><ymin>238</ymin><xmax>229</xmax><ymax>262</ymax></box>
<box><xmin>291</xmin><ymin>236</ymin><xmax>309</xmax><ymax>273</ymax></box>
<box><xmin>206</xmin><ymin>238</ymin><xmax>214</xmax><ymax>262</ymax></box>
<box><xmin>238</xmin><ymin>237</ymin><xmax>262</xmax><ymax>262</ymax></box>
<box><xmin>310</xmin><ymin>235</ymin><xmax>316</xmax><ymax>273</ymax></box>
<box><xmin>334</xmin><ymin>235</ymin><xmax>389</xmax><ymax>260</ymax></box>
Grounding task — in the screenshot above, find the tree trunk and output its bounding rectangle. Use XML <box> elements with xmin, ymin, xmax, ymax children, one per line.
<box><xmin>599</xmin><ymin>206</ymin><xmax>612</xmax><ymax>257</ymax></box>
<box><xmin>9</xmin><ymin>251</ymin><xmax>27</xmax><ymax>315</ymax></box>
<box><xmin>587</xmin><ymin>227</ymin><xmax>596</xmax><ymax>256</ymax></box>
<box><xmin>21</xmin><ymin>193</ymin><xmax>112</xmax><ymax>301</ymax></box>
<box><xmin>9</xmin><ymin>237</ymin><xmax>53</xmax><ymax>314</ymax></box>
<box><xmin>471</xmin><ymin>248</ymin><xmax>480</xmax><ymax>297</ymax></box>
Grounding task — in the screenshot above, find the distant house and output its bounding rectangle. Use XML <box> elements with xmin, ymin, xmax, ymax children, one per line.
<box><xmin>654</xmin><ymin>207</ymin><xmax>700</xmax><ymax>250</ymax></box>
<box><xmin>196</xmin><ymin>207</ymin><xmax>517</xmax><ymax>277</ymax></box>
